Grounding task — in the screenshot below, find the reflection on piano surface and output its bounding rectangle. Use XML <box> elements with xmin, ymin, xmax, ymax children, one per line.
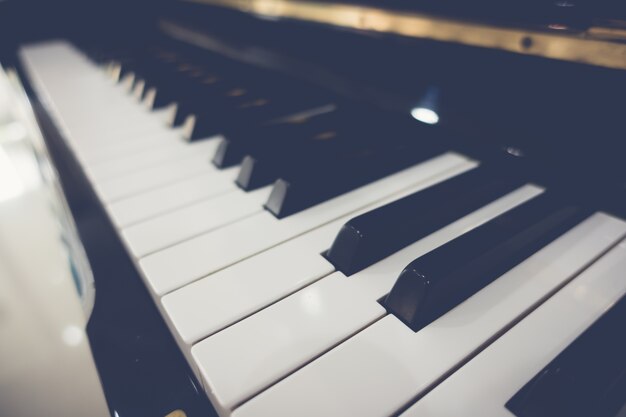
<box><xmin>6</xmin><ymin>0</ymin><xmax>626</xmax><ymax>416</ymax></box>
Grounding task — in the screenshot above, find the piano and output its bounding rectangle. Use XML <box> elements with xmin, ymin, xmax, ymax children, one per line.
<box><xmin>3</xmin><ymin>0</ymin><xmax>626</xmax><ymax>415</ymax></box>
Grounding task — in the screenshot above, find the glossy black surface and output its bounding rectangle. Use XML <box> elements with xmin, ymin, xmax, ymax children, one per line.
<box><xmin>264</xmin><ymin>111</ymin><xmax>446</xmax><ymax>218</ymax></box>
<box><xmin>235</xmin><ymin>106</ymin><xmax>365</xmax><ymax>190</ymax></box>
<box><xmin>506</xmin><ymin>295</ymin><xmax>626</xmax><ymax>417</ymax></box>
<box><xmin>325</xmin><ymin>162</ymin><xmax>528</xmax><ymax>276</ymax></box>
<box><xmin>219</xmin><ymin>103</ymin><xmax>338</xmax><ymax>172</ymax></box>
<box><xmin>114</xmin><ymin>42</ymin><xmax>336</xmax><ymax>142</ymax></box>
<box><xmin>384</xmin><ymin>194</ymin><xmax>591</xmax><ymax>332</ymax></box>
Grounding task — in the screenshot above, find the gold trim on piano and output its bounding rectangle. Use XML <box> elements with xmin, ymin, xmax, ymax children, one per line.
<box><xmin>181</xmin><ymin>0</ymin><xmax>626</xmax><ymax>71</ymax></box>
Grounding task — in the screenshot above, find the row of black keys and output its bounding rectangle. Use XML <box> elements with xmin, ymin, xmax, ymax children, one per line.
<box><xmin>105</xmin><ymin>46</ymin><xmax>625</xmax><ymax>417</ymax></box>
<box><xmin>106</xmin><ymin>42</ymin><xmax>473</xmax><ymax>218</ymax></box>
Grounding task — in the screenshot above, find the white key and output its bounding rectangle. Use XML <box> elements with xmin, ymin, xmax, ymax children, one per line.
<box><xmin>161</xmin><ymin>220</ymin><xmax>338</xmax><ymax>343</ymax></box>
<box><xmin>232</xmin><ymin>213</ymin><xmax>626</xmax><ymax>417</ymax></box>
<box><xmin>191</xmin><ymin>184</ymin><xmax>542</xmax><ymax>412</ymax></box>
<box><xmin>94</xmin><ymin>153</ymin><xmax>215</xmax><ymax>203</ymax></box>
<box><xmin>403</xmin><ymin>238</ymin><xmax>626</xmax><ymax>417</ymax></box>
<box><xmin>77</xmin><ymin>131</ymin><xmax>187</xmax><ymax>165</ymax></box>
<box><xmin>85</xmin><ymin>137</ymin><xmax>219</xmax><ymax>182</ymax></box>
<box><xmin>122</xmin><ymin>186</ymin><xmax>271</xmax><ymax>259</ymax></box>
<box><xmin>73</xmin><ymin>126</ymin><xmax>187</xmax><ymax>159</ymax></box>
<box><xmin>67</xmin><ymin>117</ymin><xmax>171</xmax><ymax>148</ymax></box>
<box><xmin>107</xmin><ymin>168</ymin><xmax>238</xmax><ymax>228</ymax></box>
<box><xmin>139</xmin><ymin>152</ymin><xmax>476</xmax><ymax>295</ymax></box>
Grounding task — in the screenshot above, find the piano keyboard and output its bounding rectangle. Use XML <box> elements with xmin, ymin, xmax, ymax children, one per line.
<box><xmin>19</xmin><ymin>40</ymin><xmax>626</xmax><ymax>417</ymax></box>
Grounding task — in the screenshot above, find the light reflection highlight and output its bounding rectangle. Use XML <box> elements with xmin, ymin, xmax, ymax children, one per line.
<box><xmin>61</xmin><ymin>325</ymin><xmax>84</xmax><ymax>347</ymax></box>
<box><xmin>411</xmin><ymin>107</ymin><xmax>439</xmax><ymax>125</ymax></box>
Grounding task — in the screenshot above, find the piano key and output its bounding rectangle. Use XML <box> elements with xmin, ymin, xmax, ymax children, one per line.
<box><xmin>68</xmin><ymin>122</ymin><xmax>172</xmax><ymax>153</ymax></box>
<box><xmin>384</xmin><ymin>194</ymin><xmax>591</xmax><ymax>332</ymax></box>
<box><xmin>56</xmin><ymin>96</ymin><xmax>157</xmax><ymax>126</ymax></box>
<box><xmin>33</xmin><ymin>85</ymin><xmax>157</xmax><ymax>127</ymax></box>
<box><xmin>150</xmin><ymin>104</ymin><xmax>181</xmax><ymax>125</ymax></box>
<box><xmin>120</xmin><ymin>71</ymin><xmax>135</xmax><ymax>92</ymax></box>
<box><xmin>233</xmin><ymin>106</ymin><xmax>421</xmax><ymax>193</ymax></box>
<box><xmin>191</xmin><ymin>93</ymin><xmax>332</xmax><ymax>143</ymax></box>
<box><xmin>190</xmin><ymin>184</ymin><xmax>542</xmax><ymax>411</ymax></box>
<box><xmin>265</xmin><ymin>120</ymin><xmax>446</xmax><ymax>218</ymax></box>
<box><xmin>123</xmin><ymin>64</ymin><xmax>180</xmax><ymax>109</ymax></box>
<box><xmin>402</xmin><ymin>239</ymin><xmax>626</xmax><ymax>417</ymax></box>
<box><xmin>132</xmin><ymin>78</ymin><xmax>145</xmax><ymax>100</ymax></box>
<box><xmin>162</xmin><ymin>220</ymin><xmax>338</xmax><ymax>344</ymax></box>
<box><xmin>42</xmin><ymin>102</ymin><xmax>172</xmax><ymax>149</ymax></box>
<box><xmin>139</xmin><ymin>152</ymin><xmax>475</xmax><ymax>295</ymax></box>
<box><xmin>170</xmin><ymin>80</ymin><xmax>256</xmax><ymax>128</ymax></box>
<box><xmin>325</xmin><ymin>165</ymin><xmax>526</xmax><ymax>276</ymax></box>
<box><xmin>232</xmin><ymin>213</ymin><xmax>626</xmax><ymax>417</ymax></box>
<box><xmin>233</xmin><ymin>108</ymin><xmax>366</xmax><ymax>191</ymax></box>
<box><xmin>72</xmin><ymin>127</ymin><xmax>189</xmax><ymax>168</ymax></box>
<box><xmin>214</xmin><ymin>104</ymin><xmax>338</xmax><ymax>171</ymax></box>
<box><xmin>107</xmin><ymin>167</ymin><xmax>238</xmax><ymax>228</ymax></box>
<box><xmin>122</xmin><ymin>185</ymin><xmax>271</xmax><ymax>258</ymax></box>
<box><xmin>77</xmin><ymin>128</ymin><xmax>190</xmax><ymax>165</ymax></box>
<box><xmin>505</xmin><ymin>296</ymin><xmax>626</xmax><ymax>417</ymax></box>
<box><xmin>94</xmin><ymin>152</ymin><xmax>216</xmax><ymax>203</ymax></box>
<box><xmin>84</xmin><ymin>136</ymin><xmax>219</xmax><ymax>182</ymax></box>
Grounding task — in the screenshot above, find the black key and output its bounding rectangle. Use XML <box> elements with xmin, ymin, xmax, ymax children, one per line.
<box><xmin>264</xmin><ymin>113</ymin><xmax>446</xmax><ymax>218</ymax></box>
<box><xmin>506</xmin><ymin>295</ymin><xmax>626</xmax><ymax>417</ymax></box>
<box><xmin>191</xmin><ymin>86</ymin><xmax>332</xmax><ymax>144</ymax></box>
<box><xmin>324</xmin><ymin>165</ymin><xmax>528</xmax><ymax>276</ymax></box>
<box><xmin>144</xmin><ymin>60</ymin><xmax>229</xmax><ymax>111</ymax></box>
<box><xmin>236</xmin><ymin>104</ymin><xmax>488</xmax><ymax>193</ymax></box>
<box><xmin>166</xmin><ymin>57</ymin><xmax>263</xmax><ymax>126</ymax></box>
<box><xmin>130</xmin><ymin>47</ymin><xmax>242</xmax><ymax>113</ymax></box>
<box><xmin>171</xmin><ymin>79</ymin><xmax>250</xmax><ymax>126</ymax></box>
<box><xmin>236</xmin><ymin>107</ymin><xmax>371</xmax><ymax>190</ymax></box>
<box><xmin>214</xmin><ymin>104</ymin><xmax>339</xmax><ymax>174</ymax></box>
<box><xmin>384</xmin><ymin>194</ymin><xmax>591</xmax><ymax>332</ymax></box>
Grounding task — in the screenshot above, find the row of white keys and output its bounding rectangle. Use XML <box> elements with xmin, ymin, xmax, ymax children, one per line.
<box><xmin>186</xmin><ymin>184</ymin><xmax>543</xmax><ymax>412</ymax></box>
<box><xmin>22</xmin><ymin>43</ymin><xmax>250</xmax><ymax>241</ymax></box>
<box><xmin>22</xmin><ymin>70</ymin><xmax>184</xmax><ymax>185</ymax></box>
<box><xmin>161</xmin><ymin>218</ymin><xmax>340</xmax><ymax>343</ymax></box>
<box><xmin>20</xmin><ymin>43</ymin><xmax>189</xmax><ymax>171</ymax></box>
<box><xmin>84</xmin><ymin>136</ymin><xmax>219</xmax><ymax>182</ymax></box>
<box><xmin>77</xmin><ymin>126</ymin><xmax>185</xmax><ymax>164</ymax></box>
<box><xmin>75</xmin><ymin>128</ymin><xmax>180</xmax><ymax>163</ymax></box>
<box><xmin>90</xmin><ymin>144</ymin><xmax>217</xmax><ymax>203</ymax></box>
<box><xmin>121</xmin><ymin>184</ymin><xmax>271</xmax><ymax>258</ymax></box>
<box><xmin>403</xmin><ymin>238</ymin><xmax>626</xmax><ymax>417</ymax></box>
<box><xmin>107</xmin><ymin>166</ymin><xmax>238</xmax><ymax>228</ymax></box>
<box><xmin>161</xmin><ymin>178</ymin><xmax>532</xmax><ymax>346</ymax></box>
<box><xmin>139</xmin><ymin>152</ymin><xmax>477</xmax><ymax>295</ymax></box>
<box><xmin>231</xmin><ymin>212</ymin><xmax>626</xmax><ymax>417</ymax></box>
<box><xmin>59</xmin><ymin>85</ymin><xmax>231</xmax><ymax>224</ymax></box>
